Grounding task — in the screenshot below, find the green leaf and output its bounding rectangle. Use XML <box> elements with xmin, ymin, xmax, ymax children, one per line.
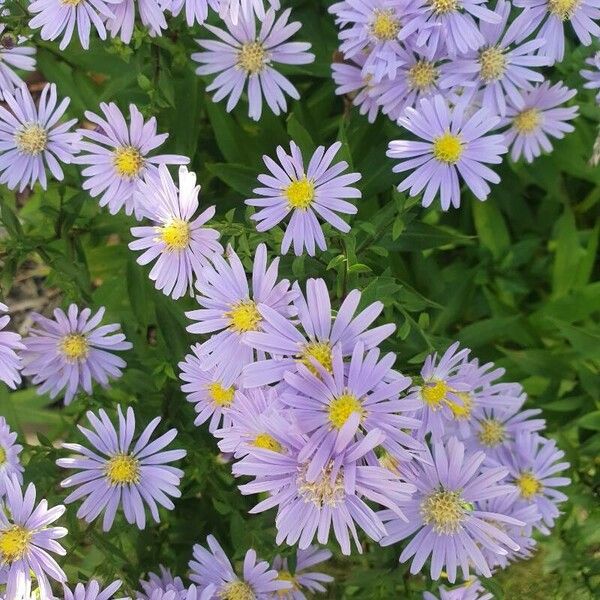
<box><xmin>207</xmin><ymin>163</ymin><xmax>257</xmax><ymax>197</ymax></box>
<box><xmin>471</xmin><ymin>199</ymin><xmax>510</xmax><ymax>259</ymax></box>
<box><xmin>286</xmin><ymin>113</ymin><xmax>315</xmax><ymax>156</ymax></box>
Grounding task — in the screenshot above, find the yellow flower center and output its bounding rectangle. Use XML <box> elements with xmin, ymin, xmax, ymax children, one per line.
<box><xmin>105</xmin><ymin>453</ymin><xmax>140</xmax><ymax>485</ymax></box>
<box><xmin>0</xmin><ymin>447</ymin><xmax>6</xmax><ymax>465</ymax></box>
<box><xmin>421</xmin><ymin>489</ymin><xmax>468</xmax><ymax>534</ymax></box>
<box><xmin>0</xmin><ymin>526</ymin><xmax>32</xmax><ymax>563</ymax></box>
<box><xmin>328</xmin><ymin>392</ymin><xmax>363</xmax><ymax>429</ymax></box>
<box><xmin>448</xmin><ymin>391</ymin><xmax>473</xmax><ymax>421</ymax></box>
<box><xmin>159</xmin><ymin>219</ymin><xmax>190</xmax><ymax>251</ymax></box>
<box><xmin>421</xmin><ymin>379</ymin><xmax>449</xmax><ymax>408</ymax></box>
<box><xmin>407</xmin><ymin>60</ymin><xmax>438</xmax><ymax>91</ymax></box>
<box><xmin>238</xmin><ymin>42</ymin><xmax>266</xmax><ymax>74</ymax></box>
<box><xmin>276</xmin><ymin>571</ymin><xmax>298</xmax><ymax>596</ymax></box>
<box><xmin>432</xmin><ymin>133</ymin><xmax>463</xmax><ymax>164</ymax></box>
<box><xmin>61</xmin><ymin>0</ymin><xmax>82</xmax><ymax>5</ymax></box>
<box><xmin>253</xmin><ymin>433</ymin><xmax>283</xmax><ymax>453</ymax></box>
<box><xmin>59</xmin><ymin>334</ymin><xmax>89</xmax><ymax>361</ymax></box>
<box><xmin>516</xmin><ymin>471</ymin><xmax>542</xmax><ymax>499</ymax></box>
<box><xmin>429</xmin><ymin>0</ymin><xmax>459</xmax><ymax>14</ymax></box>
<box><xmin>298</xmin><ymin>463</ymin><xmax>345</xmax><ymax>508</ymax></box>
<box><xmin>297</xmin><ymin>341</ymin><xmax>333</xmax><ymax>376</ymax></box>
<box><xmin>284</xmin><ymin>177</ymin><xmax>315</xmax><ymax>210</ymax></box>
<box><xmin>513</xmin><ymin>108</ymin><xmax>541</xmax><ymax>134</ymax></box>
<box><xmin>15</xmin><ymin>123</ymin><xmax>47</xmax><ymax>155</ymax></box>
<box><xmin>208</xmin><ymin>382</ymin><xmax>235</xmax><ymax>407</ymax></box>
<box><xmin>548</xmin><ymin>0</ymin><xmax>580</xmax><ymax>19</ymax></box>
<box><xmin>479</xmin><ymin>46</ymin><xmax>506</xmax><ymax>82</ymax></box>
<box><xmin>226</xmin><ymin>300</ymin><xmax>262</xmax><ymax>333</ymax></box>
<box><xmin>113</xmin><ymin>146</ymin><xmax>143</xmax><ymax>178</ymax></box>
<box><xmin>370</xmin><ymin>9</ymin><xmax>401</xmax><ymax>40</ymax></box>
<box><xmin>477</xmin><ymin>418</ymin><xmax>505</xmax><ymax>447</ymax></box>
<box><xmin>219</xmin><ymin>581</ymin><xmax>256</xmax><ymax>600</ymax></box>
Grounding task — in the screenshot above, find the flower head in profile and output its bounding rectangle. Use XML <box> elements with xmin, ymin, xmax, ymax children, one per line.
<box><xmin>138</xmin><ymin>565</ymin><xmax>186</xmax><ymax>599</ymax></box>
<box><xmin>21</xmin><ymin>304</ymin><xmax>132</xmax><ymax>405</ymax></box>
<box><xmin>57</xmin><ymin>405</ymin><xmax>186</xmax><ymax>531</ymax></box>
<box><xmin>380</xmin><ymin>437</ymin><xmax>522</xmax><ymax>582</ymax></box>
<box><xmin>186</xmin><ymin>244</ymin><xmax>296</xmax><ymax>383</ymax></box>
<box><xmin>130</xmin><ymin>165</ymin><xmax>222</xmax><ymax>299</ymax></box>
<box><xmin>169</xmin><ymin>0</ymin><xmax>216</xmax><ymax>26</ymax></box>
<box><xmin>387</xmin><ymin>95</ymin><xmax>507</xmax><ymax>210</ymax></box>
<box><xmin>192</xmin><ymin>8</ymin><xmax>314</xmax><ymax>121</ymax></box>
<box><xmin>75</xmin><ymin>102</ymin><xmax>189</xmax><ymax>216</ymax></box>
<box><xmin>218</xmin><ymin>0</ymin><xmax>281</xmax><ymax>23</ymax></box>
<box><xmin>0</xmin><ymin>83</ymin><xmax>79</xmax><ymax>192</ymax></box>
<box><xmin>189</xmin><ymin>535</ymin><xmax>291</xmax><ymax>598</ymax></box>
<box><xmin>28</xmin><ymin>0</ymin><xmax>118</xmax><ymax>50</ymax></box>
<box><xmin>0</xmin><ymin>27</ymin><xmax>36</xmax><ymax>100</ymax></box>
<box><xmin>0</xmin><ymin>418</ymin><xmax>23</xmax><ymax>497</ymax></box>
<box><xmin>106</xmin><ymin>0</ymin><xmax>169</xmax><ymax>43</ymax></box>
<box><xmin>502</xmin><ymin>81</ymin><xmax>578</xmax><ymax>163</ymax></box>
<box><xmin>423</xmin><ymin>578</ymin><xmax>493</xmax><ymax>600</ymax></box>
<box><xmin>581</xmin><ymin>50</ymin><xmax>600</xmax><ymax>102</ymax></box>
<box><xmin>62</xmin><ymin>579</ymin><xmax>124</xmax><ymax>600</ymax></box>
<box><xmin>0</xmin><ymin>303</ymin><xmax>24</xmax><ymax>390</ymax></box>
<box><xmin>0</xmin><ymin>476</ymin><xmax>68</xmax><ymax>600</ymax></box>
<box><xmin>246</xmin><ymin>141</ymin><xmax>361</xmax><ymax>256</ymax></box>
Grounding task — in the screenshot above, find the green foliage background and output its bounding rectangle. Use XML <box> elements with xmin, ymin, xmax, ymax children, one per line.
<box><xmin>0</xmin><ymin>1</ymin><xmax>598</xmax><ymax>597</ymax></box>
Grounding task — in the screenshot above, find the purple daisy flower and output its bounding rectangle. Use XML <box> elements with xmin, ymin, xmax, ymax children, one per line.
<box><xmin>191</xmin><ymin>8</ymin><xmax>314</xmax><ymax>121</ymax></box>
<box><xmin>0</xmin><ymin>28</ymin><xmax>36</xmax><ymax>100</ymax></box>
<box><xmin>75</xmin><ymin>102</ymin><xmax>189</xmax><ymax>217</ymax></box>
<box><xmin>380</xmin><ymin>437</ymin><xmax>522</xmax><ymax>582</ymax></box>
<box><xmin>246</xmin><ymin>141</ymin><xmax>361</xmax><ymax>256</ymax></box>
<box><xmin>0</xmin><ymin>418</ymin><xmax>23</xmax><ymax>498</ymax></box>
<box><xmin>28</xmin><ymin>0</ymin><xmax>119</xmax><ymax>50</ymax></box>
<box><xmin>0</xmin><ymin>476</ymin><xmax>68</xmax><ymax>600</ymax></box>
<box><xmin>20</xmin><ymin>304</ymin><xmax>132</xmax><ymax>406</ymax></box>
<box><xmin>234</xmin><ymin>429</ymin><xmax>415</xmax><ymax>555</ymax></box>
<box><xmin>495</xmin><ymin>433</ymin><xmax>570</xmax><ymax>534</ymax></box>
<box><xmin>387</xmin><ymin>95</ymin><xmax>507</xmax><ymax>210</ymax></box>
<box><xmin>581</xmin><ymin>50</ymin><xmax>600</xmax><ymax>102</ymax></box>
<box><xmin>138</xmin><ymin>565</ymin><xmax>186</xmax><ymax>599</ymax></box>
<box><xmin>0</xmin><ymin>302</ymin><xmax>23</xmax><ymax>390</ymax></box>
<box><xmin>185</xmin><ymin>243</ymin><xmax>296</xmax><ymax>383</ymax></box>
<box><xmin>271</xmin><ymin>546</ymin><xmax>334</xmax><ymax>599</ymax></box>
<box><xmin>169</xmin><ymin>0</ymin><xmax>216</xmax><ymax>25</ymax></box>
<box><xmin>106</xmin><ymin>0</ymin><xmax>169</xmax><ymax>43</ymax></box>
<box><xmin>56</xmin><ymin>405</ymin><xmax>187</xmax><ymax>531</ymax></box>
<box><xmin>242</xmin><ymin>277</ymin><xmax>395</xmax><ymax>388</ymax></box>
<box><xmin>129</xmin><ymin>165</ymin><xmax>222</xmax><ymax>299</ymax></box>
<box><xmin>439</xmin><ymin>0</ymin><xmax>549</xmax><ymax>116</ymax></box>
<box><xmin>502</xmin><ymin>80</ymin><xmax>579</xmax><ymax>163</ymax></box>
<box><xmin>512</xmin><ymin>0</ymin><xmax>600</xmax><ymax>63</ymax></box>
<box><xmin>423</xmin><ymin>579</ymin><xmax>493</xmax><ymax>600</ymax></box>
<box><xmin>62</xmin><ymin>579</ymin><xmax>125</xmax><ymax>600</ymax></box>
<box><xmin>189</xmin><ymin>535</ymin><xmax>292</xmax><ymax>598</ymax></box>
<box><xmin>218</xmin><ymin>0</ymin><xmax>281</xmax><ymax>23</ymax></box>
<box><xmin>0</xmin><ymin>83</ymin><xmax>79</xmax><ymax>192</ymax></box>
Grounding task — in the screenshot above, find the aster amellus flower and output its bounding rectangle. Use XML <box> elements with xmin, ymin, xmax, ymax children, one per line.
<box><xmin>502</xmin><ymin>81</ymin><xmax>579</xmax><ymax>163</ymax></box>
<box><xmin>192</xmin><ymin>8</ymin><xmax>314</xmax><ymax>121</ymax></box>
<box><xmin>246</xmin><ymin>141</ymin><xmax>361</xmax><ymax>256</ymax></box>
<box><xmin>57</xmin><ymin>405</ymin><xmax>187</xmax><ymax>531</ymax></box>
<box><xmin>21</xmin><ymin>304</ymin><xmax>132</xmax><ymax>405</ymax></box>
<box><xmin>138</xmin><ymin>565</ymin><xmax>186</xmax><ymax>599</ymax></box>
<box><xmin>106</xmin><ymin>0</ymin><xmax>169</xmax><ymax>43</ymax></box>
<box><xmin>387</xmin><ymin>95</ymin><xmax>507</xmax><ymax>210</ymax></box>
<box><xmin>0</xmin><ymin>476</ymin><xmax>68</xmax><ymax>600</ymax></box>
<box><xmin>581</xmin><ymin>50</ymin><xmax>600</xmax><ymax>102</ymax></box>
<box><xmin>380</xmin><ymin>437</ymin><xmax>522</xmax><ymax>582</ymax></box>
<box><xmin>0</xmin><ymin>83</ymin><xmax>79</xmax><ymax>192</ymax></box>
<box><xmin>62</xmin><ymin>579</ymin><xmax>124</xmax><ymax>600</ymax></box>
<box><xmin>130</xmin><ymin>165</ymin><xmax>222</xmax><ymax>299</ymax></box>
<box><xmin>0</xmin><ymin>303</ymin><xmax>23</xmax><ymax>390</ymax></box>
<box><xmin>0</xmin><ymin>418</ymin><xmax>23</xmax><ymax>497</ymax></box>
<box><xmin>189</xmin><ymin>535</ymin><xmax>292</xmax><ymax>598</ymax></box>
<box><xmin>0</xmin><ymin>27</ymin><xmax>36</xmax><ymax>100</ymax></box>
<box><xmin>28</xmin><ymin>0</ymin><xmax>119</xmax><ymax>50</ymax></box>
<box><xmin>75</xmin><ymin>102</ymin><xmax>189</xmax><ymax>216</ymax></box>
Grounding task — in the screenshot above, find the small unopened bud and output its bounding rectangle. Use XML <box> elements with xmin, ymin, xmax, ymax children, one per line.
<box><xmin>0</xmin><ymin>34</ymin><xmax>16</xmax><ymax>50</ymax></box>
<box><xmin>589</xmin><ymin>124</ymin><xmax>600</xmax><ymax>167</ymax></box>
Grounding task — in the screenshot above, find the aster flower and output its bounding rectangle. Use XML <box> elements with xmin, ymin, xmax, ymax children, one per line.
<box><xmin>28</xmin><ymin>0</ymin><xmax>119</xmax><ymax>50</ymax></box>
<box><xmin>387</xmin><ymin>95</ymin><xmax>507</xmax><ymax>210</ymax></box>
<box><xmin>0</xmin><ymin>418</ymin><xmax>23</xmax><ymax>498</ymax></box>
<box><xmin>138</xmin><ymin>565</ymin><xmax>186</xmax><ymax>599</ymax></box>
<box><xmin>512</xmin><ymin>0</ymin><xmax>600</xmax><ymax>63</ymax></box>
<box><xmin>217</xmin><ymin>0</ymin><xmax>281</xmax><ymax>23</ymax></box>
<box><xmin>380</xmin><ymin>437</ymin><xmax>522</xmax><ymax>582</ymax></box>
<box><xmin>129</xmin><ymin>165</ymin><xmax>222</xmax><ymax>299</ymax></box>
<box><xmin>56</xmin><ymin>405</ymin><xmax>187</xmax><ymax>531</ymax></box>
<box><xmin>169</xmin><ymin>0</ymin><xmax>216</xmax><ymax>25</ymax></box>
<box><xmin>62</xmin><ymin>580</ymin><xmax>125</xmax><ymax>600</ymax></box>
<box><xmin>0</xmin><ymin>28</ymin><xmax>36</xmax><ymax>100</ymax></box>
<box><xmin>246</xmin><ymin>141</ymin><xmax>361</xmax><ymax>256</ymax></box>
<box><xmin>20</xmin><ymin>304</ymin><xmax>132</xmax><ymax>405</ymax></box>
<box><xmin>185</xmin><ymin>243</ymin><xmax>296</xmax><ymax>383</ymax></box>
<box><xmin>235</xmin><ymin>429</ymin><xmax>415</xmax><ymax>554</ymax></box>
<box><xmin>496</xmin><ymin>433</ymin><xmax>570</xmax><ymax>534</ymax></box>
<box><xmin>0</xmin><ymin>476</ymin><xmax>68</xmax><ymax>600</ymax></box>
<box><xmin>502</xmin><ymin>81</ymin><xmax>578</xmax><ymax>163</ymax></box>
<box><xmin>581</xmin><ymin>50</ymin><xmax>600</xmax><ymax>102</ymax></box>
<box><xmin>191</xmin><ymin>8</ymin><xmax>314</xmax><ymax>121</ymax></box>
<box><xmin>242</xmin><ymin>277</ymin><xmax>395</xmax><ymax>388</ymax></box>
<box><xmin>189</xmin><ymin>535</ymin><xmax>292</xmax><ymax>598</ymax></box>
<box><xmin>106</xmin><ymin>0</ymin><xmax>169</xmax><ymax>43</ymax></box>
<box><xmin>75</xmin><ymin>102</ymin><xmax>189</xmax><ymax>216</ymax></box>
<box><xmin>271</xmin><ymin>546</ymin><xmax>334</xmax><ymax>599</ymax></box>
<box><xmin>439</xmin><ymin>0</ymin><xmax>549</xmax><ymax>116</ymax></box>
<box><xmin>0</xmin><ymin>303</ymin><xmax>23</xmax><ymax>390</ymax></box>
<box><xmin>0</xmin><ymin>83</ymin><xmax>79</xmax><ymax>192</ymax></box>
<box><xmin>423</xmin><ymin>578</ymin><xmax>493</xmax><ymax>600</ymax></box>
